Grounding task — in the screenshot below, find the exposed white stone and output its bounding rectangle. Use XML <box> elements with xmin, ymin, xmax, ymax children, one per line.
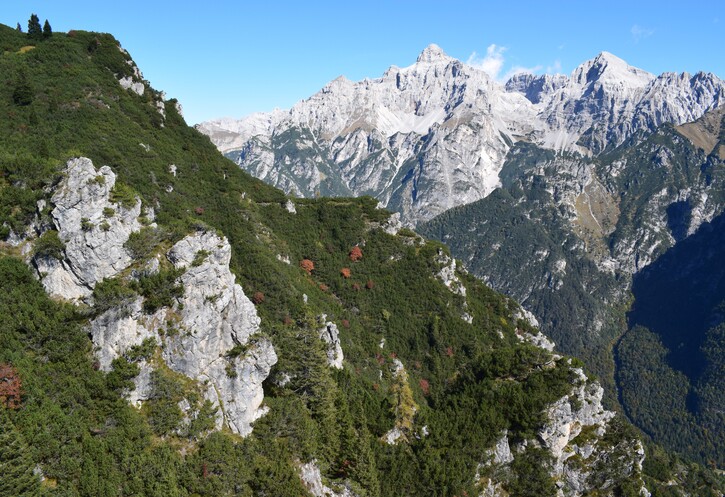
<box><xmin>36</xmin><ymin>157</ymin><xmax>145</xmax><ymax>302</ymax></box>
<box><xmin>318</xmin><ymin>320</ymin><xmax>344</xmax><ymax>369</ymax></box>
<box><xmin>155</xmin><ymin>95</ymin><xmax>166</xmax><ymax>120</ymax></box>
<box><xmin>514</xmin><ymin>310</ymin><xmax>556</xmax><ymax>352</ymax></box>
<box><xmin>285</xmin><ymin>199</ymin><xmax>297</xmax><ymax>214</ymax></box>
<box><xmin>514</xmin><ymin>307</ymin><xmax>540</xmax><ymax>328</ymax></box>
<box><xmin>435</xmin><ymin>249</ymin><xmax>467</xmax><ymax>297</ymax></box>
<box><xmin>298</xmin><ymin>460</ymin><xmax>358</xmax><ymax>497</ymax></box>
<box><xmin>382</xmin><ymin>212</ymin><xmax>402</xmax><ymax>235</ymax></box>
<box><xmin>162</xmin><ymin>231</ymin><xmax>277</xmax><ymax>436</ymax></box>
<box><xmin>391</xmin><ymin>358</ymin><xmax>405</xmax><ymax>377</ymax></box>
<box><xmin>118</xmin><ymin>76</ymin><xmax>145</xmax><ymax>96</ymax></box>
<box><xmin>383</xmin><ymin>426</ymin><xmax>405</xmax><ymax>445</ymax></box>
<box><xmin>67</xmin><ymin>218</ymin><xmax>277</xmax><ymax>437</ymax></box>
<box><xmin>128</xmin><ymin>361</ymin><xmax>154</xmax><ymax>406</ymax></box>
<box><xmin>491</xmin><ymin>432</ymin><xmax>514</xmax><ymax>465</ymax></box>
<box><xmin>478</xmin><ymin>366</ymin><xmax>646</xmax><ymax>497</ymax></box>
<box><xmin>90</xmin><ymin>298</ymin><xmax>159</xmax><ymax>372</ymax></box>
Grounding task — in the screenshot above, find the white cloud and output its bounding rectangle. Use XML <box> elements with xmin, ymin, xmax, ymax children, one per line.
<box><xmin>631</xmin><ymin>24</ymin><xmax>655</xmax><ymax>42</ymax></box>
<box><xmin>546</xmin><ymin>60</ymin><xmax>562</xmax><ymax>74</ymax></box>
<box><xmin>467</xmin><ymin>44</ymin><xmax>507</xmax><ymax>79</ymax></box>
<box><xmin>467</xmin><ymin>44</ymin><xmax>563</xmax><ymax>81</ymax></box>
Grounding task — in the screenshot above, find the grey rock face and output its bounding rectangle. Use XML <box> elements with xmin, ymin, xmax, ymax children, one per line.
<box><xmin>200</xmin><ymin>47</ymin><xmax>724</xmax><ymax>226</ymax></box>
<box><xmin>118</xmin><ymin>75</ymin><xmax>145</xmax><ymax>96</ymax></box>
<box><xmin>298</xmin><ymin>460</ymin><xmax>358</xmax><ymax>497</ymax></box>
<box><xmin>318</xmin><ymin>320</ymin><xmax>344</xmax><ymax>370</ymax></box>
<box><xmin>539</xmin><ymin>368</ymin><xmax>615</xmax><ymax>462</ymax></box>
<box><xmin>35</xmin><ymin>157</ymin><xmax>144</xmax><ymax>301</ymax></box>
<box><xmin>538</xmin><ymin>367</ymin><xmax>647</xmax><ymax>497</ymax></box>
<box><xmin>161</xmin><ymin>231</ymin><xmax>277</xmax><ymax>436</ymax></box>
<box><xmin>91</xmin><ymin>298</ymin><xmax>159</xmax><ymax>372</ymax></box>
<box><xmin>36</xmin><ymin>165</ymin><xmax>277</xmax><ymax>437</ymax></box>
<box><xmin>478</xmin><ymin>365</ymin><xmax>647</xmax><ymax>497</ymax></box>
<box><xmin>89</xmin><ymin>231</ymin><xmax>278</xmax><ymax>436</ymax></box>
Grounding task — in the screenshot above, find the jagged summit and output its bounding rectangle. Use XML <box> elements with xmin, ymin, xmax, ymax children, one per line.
<box><xmin>199</xmin><ymin>46</ymin><xmax>725</xmax><ymax>225</ymax></box>
<box><xmin>572</xmin><ymin>50</ymin><xmax>654</xmax><ymax>86</ymax></box>
<box><xmin>416</xmin><ymin>43</ymin><xmax>450</xmax><ymax>63</ymax></box>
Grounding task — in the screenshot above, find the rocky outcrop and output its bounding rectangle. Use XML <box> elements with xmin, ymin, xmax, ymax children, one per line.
<box><xmin>118</xmin><ymin>75</ymin><xmax>144</xmax><ymax>96</ymax></box>
<box><xmin>34</xmin><ymin>157</ymin><xmax>145</xmax><ymax>302</ymax></box>
<box><xmin>434</xmin><ymin>249</ymin><xmax>473</xmax><ymax>323</ymax></box>
<box><xmin>85</xmin><ymin>231</ymin><xmax>277</xmax><ymax>435</ymax></box>
<box><xmin>298</xmin><ymin>460</ymin><xmax>358</xmax><ymax>497</ymax></box>
<box><xmin>162</xmin><ymin>231</ymin><xmax>277</xmax><ymax>436</ymax></box>
<box><xmin>434</xmin><ymin>249</ymin><xmax>466</xmax><ymax>297</ymax></box>
<box><xmin>35</xmin><ymin>158</ymin><xmax>276</xmax><ymax>437</ymax></box>
<box><xmin>477</xmin><ymin>365</ymin><xmax>648</xmax><ymax>497</ymax></box>
<box><xmin>318</xmin><ymin>319</ymin><xmax>344</xmax><ymax>370</ymax></box>
<box><xmin>539</xmin><ymin>367</ymin><xmax>647</xmax><ymax>497</ymax></box>
<box><xmin>87</xmin><ymin>231</ymin><xmax>277</xmax><ymax>435</ymax></box>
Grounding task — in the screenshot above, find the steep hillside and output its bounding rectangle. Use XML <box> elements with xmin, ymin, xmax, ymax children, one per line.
<box><xmin>199</xmin><ymin>46</ymin><xmax>724</xmax><ymax>226</ymax></box>
<box><xmin>419</xmin><ymin>112</ymin><xmax>725</xmax><ymax>466</ymax></box>
<box><xmin>0</xmin><ymin>23</ymin><xmax>720</xmax><ymax>497</ymax></box>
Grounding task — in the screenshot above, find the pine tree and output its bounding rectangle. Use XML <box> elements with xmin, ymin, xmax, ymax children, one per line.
<box><xmin>42</xmin><ymin>20</ymin><xmax>52</xmax><ymax>39</ymax></box>
<box><xmin>0</xmin><ymin>410</ymin><xmax>42</xmax><ymax>496</ymax></box>
<box><xmin>16</xmin><ymin>22</ymin><xmax>23</xmax><ymax>32</ymax></box>
<box><xmin>27</xmin><ymin>14</ymin><xmax>42</xmax><ymax>40</ymax></box>
<box><xmin>12</xmin><ymin>72</ymin><xmax>33</xmax><ymax>106</ymax></box>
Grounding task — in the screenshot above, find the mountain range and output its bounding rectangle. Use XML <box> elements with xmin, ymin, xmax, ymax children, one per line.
<box><xmin>199</xmin><ymin>44</ymin><xmax>724</xmax><ymax>226</ymax></box>
<box><xmin>199</xmin><ymin>46</ymin><xmax>725</xmax><ymax>468</ymax></box>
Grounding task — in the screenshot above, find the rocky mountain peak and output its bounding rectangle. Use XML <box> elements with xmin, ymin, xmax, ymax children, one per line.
<box><xmin>572</xmin><ymin>51</ymin><xmax>654</xmax><ymax>87</ymax></box>
<box><xmin>416</xmin><ymin>43</ymin><xmax>450</xmax><ymax>64</ymax></box>
<box><xmin>201</xmin><ymin>46</ymin><xmax>725</xmax><ymax>225</ymax></box>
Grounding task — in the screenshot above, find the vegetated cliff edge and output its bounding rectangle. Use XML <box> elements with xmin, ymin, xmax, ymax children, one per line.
<box><xmin>419</xmin><ymin>114</ymin><xmax>725</xmax><ymax>467</ymax></box>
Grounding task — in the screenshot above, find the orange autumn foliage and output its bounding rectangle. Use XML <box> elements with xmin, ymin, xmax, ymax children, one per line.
<box><xmin>0</xmin><ymin>364</ymin><xmax>23</xmax><ymax>409</ymax></box>
<box><xmin>299</xmin><ymin>259</ymin><xmax>314</xmax><ymax>274</ymax></box>
<box><xmin>349</xmin><ymin>246</ymin><xmax>363</xmax><ymax>261</ymax></box>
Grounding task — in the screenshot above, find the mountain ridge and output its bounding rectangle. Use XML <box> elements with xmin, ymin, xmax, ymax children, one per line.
<box><xmin>198</xmin><ymin>45</ymin><xmax>724</xmax><ymax>225</ymax></box>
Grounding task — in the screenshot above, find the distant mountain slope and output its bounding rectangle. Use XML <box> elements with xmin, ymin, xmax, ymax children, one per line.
<box><xmin>419</xmin><ymin>109</ymin><xmax>725</xmax><ymax>466</ymax></box>
<box><xmin>618</xmin><ymin>211</ymin><xmax>725</xmax><ymax>464</ymax></box>
<box><xmin>199</xmin><ymin>45</ymin><xmax>724</xmax><ymax>225</ymax></box>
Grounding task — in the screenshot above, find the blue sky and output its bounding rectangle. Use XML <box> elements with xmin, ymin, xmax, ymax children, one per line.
<box><xmin>3</xmin><ymin>1</ymin><xmax>724</xmax><ymax>125</ymax></box>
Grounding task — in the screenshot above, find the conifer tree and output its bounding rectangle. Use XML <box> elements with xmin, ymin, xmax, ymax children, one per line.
<box><xmin>16</xmin><ymin>22</ymin><xmax>23</xmax><ymax>32</ymax></box>
<box><xmin>0</xmin><ymin>409</ymin><xmax>42</xmax><ymax>496</ymax></box>
<box><xmin>42</xmin><ymin>20</ymin><xmax>52</xmax><ymax>39</ymax></box>
<box><xmin>27</xmin><ymin>14</ymin><xmax>42</xmax><ymax>40</ymax></box>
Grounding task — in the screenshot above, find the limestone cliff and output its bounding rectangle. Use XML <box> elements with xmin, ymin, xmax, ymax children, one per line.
<box><xmin>32</xmin><ymin>157</ymin><xmax>276</xmax><ymax>437</ymax></box>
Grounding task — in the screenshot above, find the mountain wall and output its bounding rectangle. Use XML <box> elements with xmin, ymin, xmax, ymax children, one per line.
<box><xmin>199</xmin><ymin>46</ymin><xmax>724</xmax><ymax>226</ymax></box>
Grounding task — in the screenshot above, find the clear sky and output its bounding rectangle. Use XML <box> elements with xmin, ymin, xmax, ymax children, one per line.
<box><xmin>3</xmin><ymin>1</ymin><xmax>724</xmax><ymax>125</ymax></box>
